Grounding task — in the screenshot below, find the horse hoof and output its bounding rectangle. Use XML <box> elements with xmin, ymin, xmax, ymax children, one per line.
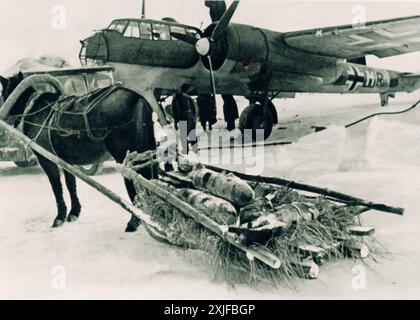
<box><xmin>67</xmin><ymin>215</ymin><xmax>79</xmax><ymax>223</ymax></box>
<box><xmin>52</xmin><ymin>218</ymin><xmax>65</xmax><ymax>228</ymax></box>
<box><xmin>125</xmin><ymin>216</ymin><xmax>141</xmax><ymax>233</ymax></box>
<box><xmin>125</xmin><ymin>224</ymin><xmax>137</xmax><ymax>233</ymax></box>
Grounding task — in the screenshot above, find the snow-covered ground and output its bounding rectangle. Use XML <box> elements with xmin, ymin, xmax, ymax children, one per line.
<box><xmin>1</xmin><ymin>92</ymin><xmax>420</xmax><ymax>299</ymax></box>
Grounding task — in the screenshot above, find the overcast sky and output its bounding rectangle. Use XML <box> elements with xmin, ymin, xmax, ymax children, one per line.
<box><xmin>1</xmin><ymin>0</ymin><xmax>420</xmax><ymax>73</ymax></box>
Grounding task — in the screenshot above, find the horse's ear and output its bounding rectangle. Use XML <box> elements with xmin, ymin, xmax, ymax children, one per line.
<box><xmin>0</xmin><ymin>74</ymin><xmax>7</xmax><ymax>84</ymax></box>
<box><xmin>0</xmin><ymin>75</ymin><xmax>7</xmax><ymax>91</ymax></box>
<box><xmin>17</xmin><ymin>72</ymin><xmax>24</xmax><ymax>81</ymax></box>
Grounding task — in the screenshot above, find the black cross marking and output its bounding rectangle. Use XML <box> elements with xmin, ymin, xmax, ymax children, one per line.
<box><xmin>348</xmin><ymin>67</ymin><xmax>365</xmax><ymax>91</ymax></box>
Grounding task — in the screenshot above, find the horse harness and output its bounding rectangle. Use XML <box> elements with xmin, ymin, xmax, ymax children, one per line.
<box><xmin>23</xmin><ymin>85</ymin><xmax>135</xmax><ymax>148</ymax></box>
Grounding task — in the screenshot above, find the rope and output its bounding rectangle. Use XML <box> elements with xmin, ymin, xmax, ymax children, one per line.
<box><xmin>12</xmin><ymin>85</ymin><xmax>128</xmax><ymax>143</ymax></box>
<box><xmin>31</xmin><ymin>108</ymin><xmax>55</xmax><ymax>143</ymax></box>
<box><xmin>7</xmin><ymin>99</ymin><xmax>57</xmax><ymax>123</ymax></box>
<box><xmin>22</xmin><ymin>118</ymin><xmax>135</xmax><ymax>135</ymax></box>
<box><xmin>345</xmin><ymin>98</ymin><xmax>420</xmax><ymax>128</ymax></box>
<box><xmin>52</xmin><ymin>85</ymin><xmax>120</xmax><ymax>142</ymax></box>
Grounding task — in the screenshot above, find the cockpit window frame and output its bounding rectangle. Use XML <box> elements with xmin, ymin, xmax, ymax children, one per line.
<box><xmin>108</xmin><ymin>20</ymin><xmax>129</xmax><ymax>34</ymax></box>
<box><xmin>124</xmin><ymin>21</ymin><xmax>141</xmax><ymax>38</ymax></box>
<box><xmin>107</xmin><ymin>18</ymin><xmax>202</xmax><ymax>41</ymax></box>
<box><xmin>139</xmin><ymin>21</ymin><xmax>153</xmax><ymax>40</ymax></box>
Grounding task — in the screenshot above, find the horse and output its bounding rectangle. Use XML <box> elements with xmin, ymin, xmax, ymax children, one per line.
<box><xmin>0</xmin><ymin>73</ymin><xmax>156</xmax><ymax>231</ymax></box>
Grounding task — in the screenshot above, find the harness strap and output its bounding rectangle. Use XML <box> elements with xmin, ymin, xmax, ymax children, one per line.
<box><xmin>47</xmin><ymin>114</ymin><xmax>60</xmax><ymax>156</ymax></box>
<box><xmin>27</xmin><ymin>107</ymin><xmax>57</xmax><ymax>155</ymax></box>
<box><xmin>53</xmin><ymin>85</ymin><xmax>121</xmax><ymax>142</ymax></box>
<box><xmin>17</xmin><ymin>85</ymin><xmax>134</xmax><ymax>149</ymax></box>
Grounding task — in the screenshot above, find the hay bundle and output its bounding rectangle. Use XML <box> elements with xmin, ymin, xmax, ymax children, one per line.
<box><xmin>130</xmin><ymin>167</ymin><xmax>384</xmax><ymax>286</ymax></box>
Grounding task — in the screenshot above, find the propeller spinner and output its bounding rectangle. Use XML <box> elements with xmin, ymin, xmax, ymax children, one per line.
<box><xmin>193</xmin><ymin>0</ymin><xmax>240</xmax><ymax>57</ymax></box>
<box><xmin>196</xmin><ymin>38</ymin><xmax>211</xmax><ymax>56</ymax></box>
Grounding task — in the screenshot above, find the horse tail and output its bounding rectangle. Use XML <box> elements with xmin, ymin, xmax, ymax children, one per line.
<box><xmin>0</xmin><ymin>74</ymin><xmax>64</xmax><ymax>120</ymax></box>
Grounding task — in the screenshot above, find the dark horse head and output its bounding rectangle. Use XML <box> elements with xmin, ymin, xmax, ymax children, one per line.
<box><xmin>0</xmin><ymin>74</ymin><xmax>9</xmax><ymax>104</ymax></box>
<box><xmin>0</xmin><ymin>72</ymin><xmax>24</xmax><ymax>102</ymax></box>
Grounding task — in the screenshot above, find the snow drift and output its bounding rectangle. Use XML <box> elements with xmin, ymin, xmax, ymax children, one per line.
<box><xmin>4</xmin><ymin>55</ymin><xmax>70</xmax><ymax>77</ymax></box>
<box><xmin>366</xmin><ymin>117</ymin><xmax>420</xmax><ymax>169</ymax></box>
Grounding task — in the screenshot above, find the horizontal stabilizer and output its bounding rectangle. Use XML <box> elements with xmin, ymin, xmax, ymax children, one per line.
<box><xmin>399</xmin><ymin>72</ymin><xmax>420</xmax><ymax>92</ymax></box>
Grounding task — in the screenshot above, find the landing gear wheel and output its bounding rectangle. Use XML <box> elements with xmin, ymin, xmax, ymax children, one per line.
<box><xmin>239</xmin><ymin>104</ymin><xmax>274</xmax><ymax>141</ymax></box>
<box><xmin>79</xmin><ymin>162</ymin><xmax>104</xmax><ymax>176</ymax></box>
<box><xmin>14</xmin><ymin>158</ymin><xmax>38</xmax><ymax>168</ymax></box>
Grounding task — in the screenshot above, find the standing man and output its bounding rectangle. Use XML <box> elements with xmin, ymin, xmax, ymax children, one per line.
<box><xmin>171</xmin><ymin>91</ymin><xmax>198</xmax><ymax>154</ymax></box>
<box><xmin>197</xmin><ymin>93</ymin><xmax>217</xmax><ymax>131</ymax></box>
<box><xmin>205</xmin><ymin>0</ymin><xmax>227</xmax><ymax>22</ymax></box>
<box><xmin>222</xmin><ymin>94</ymin><xmax>239</xmax><ymax>131</ymax></box>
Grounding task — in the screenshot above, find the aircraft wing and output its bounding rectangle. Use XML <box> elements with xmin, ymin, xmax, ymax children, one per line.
<box><xmin>283</xmin><ymin>15</ymin><xmax>420</xmax><ymax>59</ymax></box>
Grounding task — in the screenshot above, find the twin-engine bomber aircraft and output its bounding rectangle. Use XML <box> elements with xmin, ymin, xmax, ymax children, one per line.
<box><xmin>80</xmin><ymin>0</ymin><xmax>420</xmax><ymax>140</ymax></box>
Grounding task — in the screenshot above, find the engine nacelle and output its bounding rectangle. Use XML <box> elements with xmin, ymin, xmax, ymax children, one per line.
<box><xmin>205</xmin><ymin>23</ymin><xmax>338</xmax><ymax>86</ymax></box>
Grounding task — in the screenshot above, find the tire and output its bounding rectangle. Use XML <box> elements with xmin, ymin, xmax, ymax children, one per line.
<box><xmin>239</xmin><ymin>104</ymin><xmax>274</xmax><ymax>141</ymax></box>
<box><xmin>79</xmin><ymin>162</ymin><xmax>104</xmax><ymax>176</ymax></box>
<box><xmin>14</xmin><ymin>158</ymin><xmax>38</xmax><ymax>168</ymax></box>
<box><xmin>254</xmin><ymin>99</ymin><xmax>278</xmax><ymax>124</ymax></box>
<box><xmin>266</xmin><ymin>100</ymin><xmax>278</xmax><ymax>124</ymax></box>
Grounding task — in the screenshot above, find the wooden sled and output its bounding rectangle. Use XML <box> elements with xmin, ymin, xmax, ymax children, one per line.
<box><xmin>119</xmin><ymin>150</ymin><xmax>403</xmax><ymax>282</ymax></box>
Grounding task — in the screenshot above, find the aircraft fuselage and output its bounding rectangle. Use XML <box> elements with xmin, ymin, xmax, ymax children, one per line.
<box><xmin>81</xmin><ymin>20</ymin><xmax>420</xmax><ymax>99</ymax></box>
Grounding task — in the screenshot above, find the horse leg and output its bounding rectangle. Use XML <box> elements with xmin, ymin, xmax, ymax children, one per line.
<box><xmin>105</xmin><ymin>135</ymin><xmax>142</xmax><ymax>232</ymax></box>
<box><xmin>123</xmin><ymin>180</ymin><xmax>142</xmax><ymax>232</ymax></box>
<box><xmin>106</xmin><ymin>99</ymin><xmax>156</xmax><ymax>232</ymax></box>
<box><xmin>64</xmin><ymin>171</ymin><xmax>81</xmax><ymax>222</ymax></box>
<box><xmin>37</xmin><ymin>156</ymin><xmax>68</xmax><ymax>228</ymax></box>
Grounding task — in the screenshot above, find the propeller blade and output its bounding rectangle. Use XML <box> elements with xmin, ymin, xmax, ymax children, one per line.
<box><xmin>211</xmin><ymin>0</ymin><xmax>240</xmax><ymax>41</ymax></box>
<box><xmin>170</xmin><ymin>32</ymin><xmax>198</xmax><ymax>45</ymax></box>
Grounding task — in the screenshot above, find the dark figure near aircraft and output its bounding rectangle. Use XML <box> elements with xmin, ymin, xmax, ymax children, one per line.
<box><xmin>197</xmin><ymin>94</ymin><xmax>217</xmax><ymax>131</ymax></box>
<box><xmin>172</xmin><ymin>92</ymin><xmax>198</xmax><ymax>153</ymax></box>
<box><xmin>205</xmin><ymin>0</ymin><xmax>227</xmax><ymax>22</ymax></box>
<box><xmin>222</xmin><ymin>94</ymin><xmax>239</xmax><ymax>131</ymax></box>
